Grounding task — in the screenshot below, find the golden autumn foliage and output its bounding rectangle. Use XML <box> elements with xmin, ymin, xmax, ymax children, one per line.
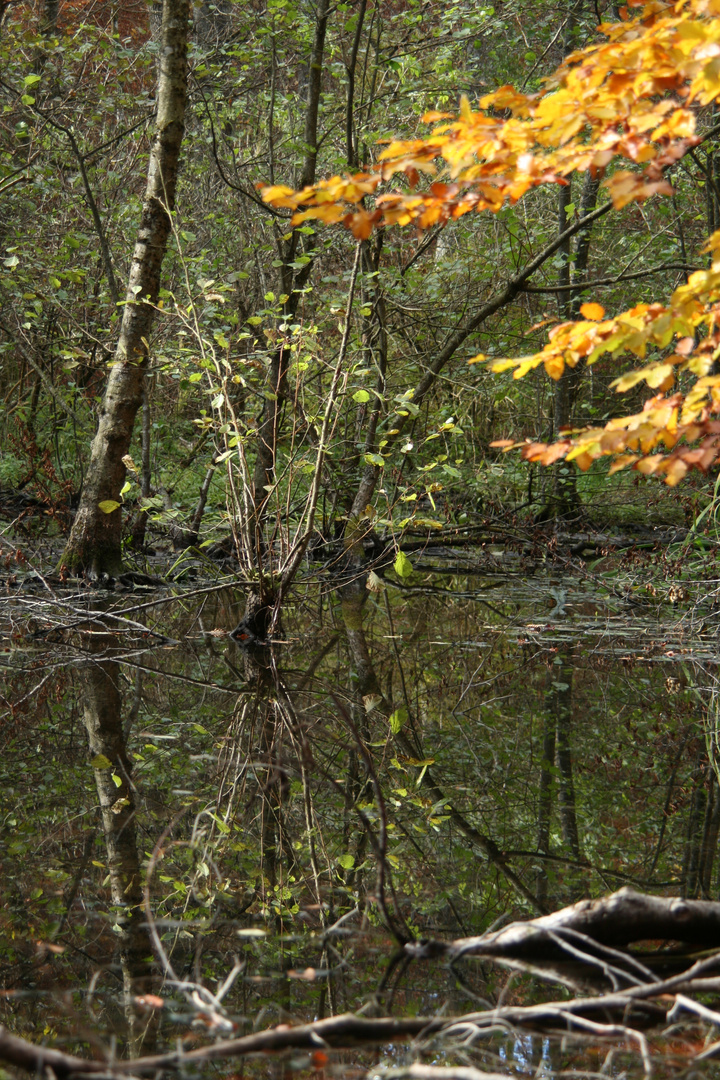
<box><xmin>262</xmin><ymin>0</ymin><xmax>720</xmax><ymax>484</ymax></box>
<box><xmin>486</xmin><ymin>234</ymin><xmax>720</xmax><ymax>484</ymax></box>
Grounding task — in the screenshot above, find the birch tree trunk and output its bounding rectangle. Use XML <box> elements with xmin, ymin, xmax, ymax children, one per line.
<box><xmin>61</xmin><ymin>0</ymin><xmax>189</xmax><ymax>577</ymax></box>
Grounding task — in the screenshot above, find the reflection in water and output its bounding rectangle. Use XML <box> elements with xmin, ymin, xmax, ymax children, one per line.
<box><xmin>79</xmin><ymin>627</ymin><xmax>156</xmax><ymax>1052</ymax></box>
<box><xmin>2</xmin><ymin>569</ymin><xmax>720</xmax><ymax>1075</ymax></box>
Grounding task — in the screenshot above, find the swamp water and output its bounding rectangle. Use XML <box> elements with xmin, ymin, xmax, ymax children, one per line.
<box><xmin>2</xmin><ymin>554</ymin><xmax>720</xmax><ymax>1080</ymax></box>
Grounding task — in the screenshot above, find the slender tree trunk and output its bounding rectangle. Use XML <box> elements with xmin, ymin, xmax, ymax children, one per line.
<box><xmin>553</xmin><ymin>179</ymin><xmax>574</xmax><ymax>442</ymax></box>
<box><xmin>700</xmin><ymin>773</ymin><xmax>720</xmax><ymax>898</ymax></box>
<box><xmin>683</xmin><ymin>759</ymin><xmax>709</xmax><ymax>898</ymax></box>
<box><xmin>545</xmin><ymin>2</ymin><xmax>598</xmax><ymax>519</ymax></box>
<box><xmin>61</xmin><ymin>0</ymin><xmax>189</xmax><ymax>577</ymax></box>
<box><xmin>130</xmin><ymin>385</ymin><xmax>152</xmax><ymax>549</ymax></box>
<box><xmin>251</xmin><ymin>0</ymin><xmax>331</xmax><ymax>534</ymax></box>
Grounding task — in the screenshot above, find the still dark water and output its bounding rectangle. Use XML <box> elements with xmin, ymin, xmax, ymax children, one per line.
<box><xmin>3</xmin><ymin>551</ymin><xmax>720</xmax><ymax>1078</ymax></box>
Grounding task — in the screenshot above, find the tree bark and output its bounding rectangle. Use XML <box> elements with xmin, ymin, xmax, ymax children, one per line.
<box><xmin>61</xmin><ymin>0</ymin><xmax>189</xmax><ymax>576</ymax></box>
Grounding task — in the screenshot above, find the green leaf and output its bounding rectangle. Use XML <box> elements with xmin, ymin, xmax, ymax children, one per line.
<box><xmin>393</xmin><ymin>550</ymin><xmax>413</xmax><ymax>578</ymax></box>
<box><xmin>111</xmin><ymin>773</ymin><xmax>123</xmax><ymax>788</ymax></box>
<box><xmin>364</xmin><ymin>452</ymin><xmax>384</xmax><ymax>467</ymax></box>
<box><xmin>389</xmin><ymin>706</ymin><xmax>408</xmax><ymax>734</ymax></box>
<box><xmin>23</xmin><ymin>74</ymin><xmax>41</xmax><ymax>87</ymax></box>
<box><xmin>91</xmin><ymin>754</ymin><xmax>112</xmax><ymax>769</ymax></box>
<box><xmin>208</xmin><ymin>812</ymin><xmax>230</xmax><ymax>834</ymax></box>
<box><xmin>98</xmin><ymin>500</ymin><xmax>121</xmax><ymax>514</ymax></box>
<box><xmin>353</xmin><ymin>389</ymin><xmax>371</xmax><ymax>403</ymax></box>
<box><xmin>338</xmin><ymin>853</ymin><xmax>355</xmax><ymax>870</ymax></box>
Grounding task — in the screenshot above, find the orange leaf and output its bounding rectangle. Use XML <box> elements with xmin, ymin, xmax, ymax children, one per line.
<box><xmin>579</xmin><ymin>302</ymin><xmax>605</xmax><ymax>321</ymax></box>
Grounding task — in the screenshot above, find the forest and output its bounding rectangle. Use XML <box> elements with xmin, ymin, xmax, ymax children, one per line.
<box><xmin>6</xmin><ymin>0</ymin><xmax>720</xmax><ymax>1078</ymax></box>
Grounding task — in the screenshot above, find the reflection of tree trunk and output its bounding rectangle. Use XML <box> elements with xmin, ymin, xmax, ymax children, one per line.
<box><xmin>339</xmin><ymin>582</ymin><xmax>375</xmax><ymax>889</ymax></box>
<box><xmin>536</xmin><ymin>713</ymin><xmax>556</xmax><ymax>909</ymax></box>
<box><xmin>79</xmin><ymin>633</ymin><xmax>155</xmax><ymax>1051</ymax></box>
<box><xmin>548</xmin><ymin>659</ymin><xmax>581</xmax><ymax>863</ymax></box>
<box><xmin>231</xmin><ymin>592</ymin><xmax>289</xmax><ymax>903</ymax></box>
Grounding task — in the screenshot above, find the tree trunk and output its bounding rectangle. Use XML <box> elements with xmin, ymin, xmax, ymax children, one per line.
<box><xmin>251</xmin><ymin>0</ymin><xmax>331</xmax><ymax>539</ymax></box>
<box><xmin>61</xmin><ymin>0</ymin><xmax>189</xmax><ymax>577</ymax></box>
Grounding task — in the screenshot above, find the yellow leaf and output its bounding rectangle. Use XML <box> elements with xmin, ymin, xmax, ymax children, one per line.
<box><xmin>572</xmin><ymin>451</ymin><xmax>595</xmax><ymax>471</ymax></box>
<box><xmin>544</xmin><ymin>354</ymin><xmax>566</xmax><ymax>380</ymax></box>
<box><xmin>645</xmin><ymin>363</ymin><xmax>675</xmax><ymax>389</ymax></box>
<box><xmin>98</xmin><ymin>500</ymin><xmax>121</xmax><ymax>514</ymax></box>
<box><xmin>613</xmin><ymin>369</ymin><xmax>647</xmax><ymax>392</ymax></box>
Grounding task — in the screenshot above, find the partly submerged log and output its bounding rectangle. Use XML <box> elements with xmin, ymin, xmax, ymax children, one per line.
<box><xmin>407</xmin><ymin>888</ymin><xmax>720</xmax><ymax>985</ymax></box>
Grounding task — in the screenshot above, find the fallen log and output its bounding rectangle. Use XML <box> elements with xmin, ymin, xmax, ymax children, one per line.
<box><xmin>407</xmin><ymin>887</ymin><xmax>720</xmax><ymax>963</ymax></box>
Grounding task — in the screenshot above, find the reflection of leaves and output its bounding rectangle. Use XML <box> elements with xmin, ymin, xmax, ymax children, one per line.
<box><xmin>389</xmin><ymin>706</ymin><xmax>408</xmax><ymax>734</ymax></box>
<box><xmin>394</xmin><ymin>551</ymin><xmax>413</xmax><ymax>578</ymax></box>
